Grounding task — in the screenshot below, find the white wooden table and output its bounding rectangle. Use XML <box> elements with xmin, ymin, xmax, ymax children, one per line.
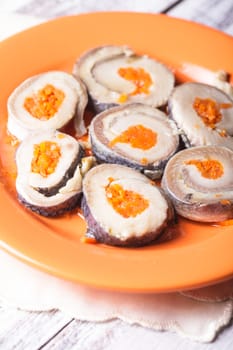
<box><xmin>0</xmin><ymin>1</ymin><xmax>233</xmax><ymax>349</ymax></box>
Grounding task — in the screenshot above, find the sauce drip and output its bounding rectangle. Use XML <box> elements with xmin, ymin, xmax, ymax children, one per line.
<box><xmin>31</xmin><ymin>141</ymin><xmax>61</xmax><ymax>177</ymax></box>
<box><xmin>217</xmin><ymin>219</ymin><xmax>233</xmax><ymax>226</ymax></box>
<box><xmin>109</xmin><ymin>124</ymin><xmax>157</xmax><ymax>150</ymax></box>
<box><xmin>24</xmin><ymin>84</ymin><xmax>65</xmax><ymax>120</ymax></box>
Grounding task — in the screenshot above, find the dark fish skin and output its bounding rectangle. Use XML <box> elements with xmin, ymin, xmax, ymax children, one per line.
<box><xmin>35</xmin><ymin>146</ymin><xmax>85</xmax><ymax>197</ymax></box>
<box><xmin>81</xmin><ymin>194</ymin><xmax>175</xmax><ymax>247</ymax></box>
<box><xmin>161</xmin><ymin>145</ymin><xmax>233</xmax><ymax>222</ymax></box>
<box><xmin>89</xmin><ymin>102</ymin><xmax>181</xmax><ymax>180</ymax></box>
<box><xmin>175</xmin><ymin>198</ymin><xmax>233</xmax><ymax>223</ymax></box>
<box><xmin>91</xmin><ymin>139</ymin><xmax>143</xmax><ymax>169</ymax></box>
<box><xmin>91</xmin><ymin>140</ymin><xmax>166</xmax><ymax>179</ymax></box>
<box><xmin>18</xmin><ymin>192</ymin><xmax>82</xmax><ymax>217</ymax></box>
<box><xmin>162</xmin><ymin>187</ymin><xmax>233</xmax><ymax>223</ymax></box>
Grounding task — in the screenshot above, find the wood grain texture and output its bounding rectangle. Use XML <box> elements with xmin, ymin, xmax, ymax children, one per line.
<box><xmin>14</xmin><ymin>0</ymin><xmax>178</xmax><ymax>18</ymax></box>
<box><xmin>40</xmin><ymin>318</ymin><xmax>233</xmax><ymax>350</ymax></box>
<box><xmin>168</xmin><ymin>0</ymin><xmax>233</xmax><ymax>35</ymax></box>
<box><xmin>0</xmin><ymin>0</ymin><xmax>233</xmax><ymax>349</ymax></box>
<box><xmin>0</xmin><ymin>306</ymin><xmax>72</xmax><ymax>349</ymax></box>
<box><xmin>0</xmin><ymin>309</ymin><xmax>231</xmax><ymax>350</ymax></box>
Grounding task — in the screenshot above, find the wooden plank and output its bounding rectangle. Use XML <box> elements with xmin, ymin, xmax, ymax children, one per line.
<box><xmin>41</xmin><ymin>318</ymin><xmax>233</xmax><ymax>350</ymax></box>
<box><xmin>14</xmin><ymin>0</ymin><xmax>180</xmax><ymax>18</ymax></box>
<box><xmin>0</xmin><ymin>0</ymin><xmax>31</xmax><ymax>12</ymax></box>
<box><xmin>0</xmin><ymin>302</ymin><xmax>232</xmax><ymax>350</ymax></box>
<box><xmin>167</xmin><ymin>0</ymin><xmax>233</xmax><ymax>35</ymax></box>
<box><xmin>40</xmin><ymin>319</ymin><xmax>122</xmax><ymax>350</ymax></box>
<box><xmin>0</xmin><ymin>305</ymin><xmax>72</xmax><ymax>350</ymax></box>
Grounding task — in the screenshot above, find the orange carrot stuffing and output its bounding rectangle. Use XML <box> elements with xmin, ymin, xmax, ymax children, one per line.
<box><xmin>109</xmin><ymin>124</ymin><xmax>157</xmax><ymax>150</ymax></box>
<box><xmin>141</xmin><ymin>157</ymin><xmax>149</xmax><ymax>165</ymax></box>
<box><xmin>185</xmin><ymin>159</ymin><xmax>224</xmax><ymax>179</ymax></box>
<box><xmin>118</xmin><ymin>93</ymin><xmax>128</xmax><ymax>103</ymax></box>
<box><xmin>105</xmin><ymin>182</ymin><xmax>149</xmax><ymax>218</ymax></box>
<box><xmin>31</xmin><ymin>141</ymin><xmax>61</xmax><ymax>177</ymax></box>
<box><xmin>193</xmin><ymin>97</ymin><xmax>232</xmax><ymax>129</ymax></box>
<box><xmin>220</xmin><ymin>199</ymin><xmax>231</xmax><ymax>205</ymax></box>
<box><xmin>24</xmin><ymin>84</ymin><xmax>65</xmax><ymax>120</ymax></box>
<box><xmin>118</xmin><ymin>67</ymin><xmax>152</xmax><ymax>96</ymax></box>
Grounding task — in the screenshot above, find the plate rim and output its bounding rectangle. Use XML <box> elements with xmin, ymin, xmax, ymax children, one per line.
<box><xmin>0</xmin><ymin>12</ymin><xmax>233</xmax><ymax>293</ymax></box>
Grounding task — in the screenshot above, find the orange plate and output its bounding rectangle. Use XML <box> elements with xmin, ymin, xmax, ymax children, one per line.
<box><xmin>0</xmin><ymin>13</ymin><xmax>233</xmax><ymax>293</ymax></box>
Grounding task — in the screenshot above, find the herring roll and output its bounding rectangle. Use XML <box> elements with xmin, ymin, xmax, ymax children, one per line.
<box><xmin>16</xmin><ymin>130</ymin><xmax>84</xmax><ymax>216</ymax></box>
<box><xmin>82</xmin><ymin>164</ymin><xmax>174</xmax><ymax>247</ymax></box>
<box><xmin>168</xmin><ymin>82</ymin><xmax>233</xmax><ymax>150</ymax></box>
<box><xmin>73</xmin><ymin>45</ymin><xmax>175</xmax><ymax>113</ymax></box>
<box><xmin>7</xmin><ymin>71</ymin><xmax>88</xmax><ymax>140</ymax></box>
<box><xmin>161</xmin><ymin>145</ymin><xmax>233</xmax><ymax>222</ymax></box>
<box><xmin>89</xmin><ymin>103</ymin><xmax>179</xmax><ymax>179</ymax></box>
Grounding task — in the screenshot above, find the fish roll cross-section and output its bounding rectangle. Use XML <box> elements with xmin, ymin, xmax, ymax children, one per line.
<box><xmin>15</xmin><ymin>131</ymin><xmax>85</xmax><ymax>217</ymax></box>
<box><xmin>7</xmin><ymin>71</ymin><xmax>88</xmax><ymax>140</ymax></box>
<box><xmin>73</xmin><ymin>45</ymin><xmax>175</xmax><ymax>113</ymax></box>
<box><xmin>161</xmin><ymin>145</ymin><xmax>233</xmax><ymax>222</ymax></box>
<box><xmin>82</xmin><ymin>163</ymin><xmax>175</xmax><ymax>247</ymax></box>
<box><xmin>89</xmin><ymin>103</ymin><xmax>179</xmax><ymax>179</ymax></box>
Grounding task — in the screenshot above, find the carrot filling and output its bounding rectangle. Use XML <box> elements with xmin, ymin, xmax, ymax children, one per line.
<box><xmin>185</xmin><ymin>159</ymin><xmax>224</xmax><ymax>179</ymax></box>
<box><xmin>31</xmin><ymin>141</ymin><xmax>61</xmax><ymax>177</ymax></box>
<box><xmin>24</xmin><ymin>84</ymin><xmax>65</xmax><ymax>120</ymax></box>
<box><xmin>118</xmin><ymin>94</ymin><xmax>128</xmax><ymax>103</ymax></box>
<box><xmin>109</xmin><ymin>124</ymin><xmax>157</xmax><ymax>150</ymax></box>
<box><xmin>218</xmin><ymin>129</ymin><xmax>227</xmax><ymax>137</ymax></box>
<box><xmin>141</xmin><ymin>157</ymin><xmax>149</xmax><ymax>165</ymax></box>
<box><xmin>193</xmin><ymin>97</ymin><xmax>232</xmax><ymax>129</ymax></box>
<box><xmin>220</xmin><ymin>199</ymin><xmax>231</xmax><ymax>205</ymax></box>
<box><xmin>118</xmin><ymin>67</ymin><xmax>152</xmax><ymax>100</ymax></box>
<box><xmin>105</xmin><ymin>182</ymin><xmax>149</xmax><ymax>218</ymax></box>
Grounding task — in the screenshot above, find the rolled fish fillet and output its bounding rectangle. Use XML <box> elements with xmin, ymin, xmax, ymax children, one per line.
<box><xmin>16</xmin><ymin>130</ymin><xmax>85</xmax><ymax>217</ymax></box>
<box><xmin>161</xmin><ymin>145</ymin><xmax>233</xmax><ymax>222</ymax></box>
<box><xmin>168</xmin><ymin>82</ymin><xmax>233</xmax><ymax>150</ymax></box>
<box><xmin>82</xmin><ymin>163</ymin><xmax>175</xmax><ymax>247</ymax></box>
<box><xmin>89</xmin><ymin>103</ymin><xmax>180</xmax><ymax>179</ymax></box>
<box><xmin>7</xmin><ymin>71</ymin><xmax>88</xmax><ymax>140</ymax></box>
<box><xmin>73</xmin><ymin>45</ymin><xmax>175</xmax><ymax>113</ymax></box>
